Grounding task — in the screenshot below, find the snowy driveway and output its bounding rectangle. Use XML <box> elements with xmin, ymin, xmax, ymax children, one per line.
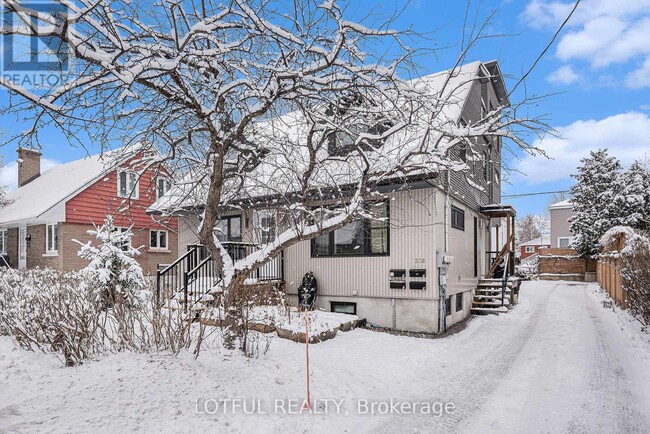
<box><xmin>1</xmin><ymin>281</ymin><xmax>649</xmax><ymax>433</ymax></box>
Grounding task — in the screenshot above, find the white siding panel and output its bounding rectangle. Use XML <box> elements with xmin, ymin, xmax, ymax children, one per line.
<box><xmin>285</xmin><ymin>188</ymin><xmax>441</xmax><ymax>300</ymax></box>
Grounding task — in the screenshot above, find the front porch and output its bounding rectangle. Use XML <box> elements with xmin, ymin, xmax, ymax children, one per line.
<box><xmin>156</xmin><ymin>242</ymin><xmax>284</xmax><ymax>310</ymax></box>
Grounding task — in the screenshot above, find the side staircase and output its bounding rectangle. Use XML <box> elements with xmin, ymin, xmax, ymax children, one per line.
<box><xmin>471</xmin><ymin>277</ymin><xmax>519</xmax><ymax>315</ymax></box>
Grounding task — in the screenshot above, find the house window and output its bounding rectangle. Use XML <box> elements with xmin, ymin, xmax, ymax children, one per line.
<box><xmin>459</xmin><ymin>145</ymin><xmax>467</xmax><ymax>163</ymax></box>
<box><xmin>525</xmin><ymin>246</ymin><xmax>535</xmax><ymax>253</ymax></box>
<box><xmin>215</xmin><ymin>216</ymin><xmax>242</xmax><ymax>242</ymax></box>
<box><xmin>113</xmin><ymin>227</ymin><xmax>131</xmax><ymax>250</ymax></box>
<box><xmin>445</xmin><ymin>297</ymin><xmax>452</xmax><ymax>316</ymax></box>
<box><xmin>451</xmin><ymin>206</ymin><xmax>465</xmax><ymax>231</ymax></box>
<box><xmin>156</xmin><ymin>177</ymin><xmax>171</xmax><ymax>199</ymax></box>
<box><xmin>46</xmin><ymin>224</ymin><xmax>58</xmax><ymax>254</ymax></box>
<box><xmin>456</xmin><ymin>293</ymin><xmax>463</xmax><ymax>312</ymax></box>
<box><xmin>0</xmin><ymin>229</ymin><xmax>6</xmax><ymax>254</ymax></box>
<box><xmin>331</xmin><ymin>301</ymin><xmax>357</xmax><ymax>315</ymax></box>
<box><xmin>558</xmin><ymin>237</ymin><xmax>574</xmax><ymax>248</ymax></box>
<box><xmin>150</xmin><ymin>230</ymin><xmax>168</xmax><ymax>250</ymax></box>
<box><xmin>311</xmin><ymin>202</ymin><xmax>389</xmax><ymax>257</ymax></box>
<box><xmin>117</xmin><ymin>170</ymin><xmax>139</xmax><ymax>199</ymax></box>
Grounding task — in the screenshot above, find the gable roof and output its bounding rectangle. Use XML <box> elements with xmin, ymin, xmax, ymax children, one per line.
<box><xmin>149</xmin><ymin>60</ymin><xmax>504</xmax><ymax>215</ymax></box>
<box><xmin>0</xmin><ymin>147</ymin><xmax>137</xmax><ymax>226</ymax></box>
<box><xmin>520</xmin><ymin>235</ymin><xmax>551</xmax><ymax>246</ymax></box>
<box><xmin>549</xmin><ymin>199</ymin><xmax>573</xmax><ymax>210</ymax></box>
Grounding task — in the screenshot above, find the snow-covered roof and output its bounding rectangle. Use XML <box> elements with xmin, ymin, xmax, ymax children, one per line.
<box><xmin>549</xmin><ymin>199</ymin><xmax>573</xmax><ymax>210</ymax></box>
<box><xmin>149</xmin><ymin>60</ymin><xmax>501</xmax><ymax>214</ymax></box>
<box><xmin>0</xmin><ymin>147</ymin><xmax>136</xmax><ymax>226</ymax></box>
<box><xmin>520</xmin><ymin>235</ymin><xmax>551</xmax><ymax>246</ymax></box>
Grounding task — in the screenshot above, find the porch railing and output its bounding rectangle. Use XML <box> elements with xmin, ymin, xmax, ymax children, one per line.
<box><xmin>156</xmin><ymin>242</ymin><xmax>284</xmax><ymax>309</ymax></box>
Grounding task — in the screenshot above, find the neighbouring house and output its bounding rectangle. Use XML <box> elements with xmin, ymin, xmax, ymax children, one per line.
<box><xmin>0</xmin><ymin>147</ymin><xmax>178</xmax><ymax>274</ymax></box>
<box><xmin>549</xmin><ymin>199</ymin><xmax>575</xmax><ymax>248</ymax></box>
<box><xmin>519</xmin><ymin>235</ymin><xmax>551</xmax><ymax>260</ymax></box>
<box><xmin>149</xmin><ymin>60</ymin><xmax>519</xmax><ymax>333</ymax></box>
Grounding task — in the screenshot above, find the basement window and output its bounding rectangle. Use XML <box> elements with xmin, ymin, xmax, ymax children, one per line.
<box><xmin>331</xmin><ymin>301</ymin><xmax>357</xmax><ymax>315</ymax></box>
<box><xmin>445</xmin><ymin>297</ymin><xmax>452</xmax><ymax>316</ymax></box>
<box><xmin>150</xmin><ymin>230</ymin><xmax>168</xmax><ymax>250</ymax></box>
<box><xmin>117</xmin><ymin>170</ymin><xmax>139</xmax><ymax>199</ymax></box>
<box><xmin>46</xmin><ymin>224</ymin><xmax>59</xmax><ymax>254</ymax></box>
<box><xmin>456</xmin><ymin>293</ymin><xmax>463</xmax><ymax>312</ymax></box>
<box><xmin>451</xmin><ymin>206</ymin><xmax>465</xmax><ymax>231</ymax></box>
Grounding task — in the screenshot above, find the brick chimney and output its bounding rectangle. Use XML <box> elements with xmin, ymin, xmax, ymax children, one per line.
<box><xmin>17</xmin><ymin>148</ymin><xmax>42</xmax><ymax>187</ymax></box>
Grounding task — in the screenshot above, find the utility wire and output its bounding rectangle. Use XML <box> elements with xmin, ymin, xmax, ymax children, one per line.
<box><xmin>502</xmin><ymin>190</ymin><xmax>570</xmax><ymax>199</ymax></box>
<box><xmin>508</xmin><ymin>0</ymin><xmax>582</xmax><ymax>98</ymax></box>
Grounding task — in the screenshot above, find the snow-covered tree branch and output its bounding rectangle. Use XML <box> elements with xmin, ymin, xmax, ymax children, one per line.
<box><xmin>0</xmin><ymin>0</ymin><xmax>549</xmax><ymax>348</ymax></box>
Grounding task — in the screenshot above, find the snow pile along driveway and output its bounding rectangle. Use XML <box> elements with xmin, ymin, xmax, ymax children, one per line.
<box><xmin>1</xmin><ymin>281</ymin><xmax>649</xmax><ymax>433</ymax></box>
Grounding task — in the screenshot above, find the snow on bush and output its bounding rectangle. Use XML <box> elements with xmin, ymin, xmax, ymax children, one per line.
<box><xmin>616</xmin><ymin>230</ymin><xmax>650</xmax><ymax>328</ymax></box>
<box><xmin>0</xmin><ymin>268</ymin><xmax>195</xmax><ymax>366</ymax></box>
<box><xmin>74</xmin><ymin>216</ymin><xmax>145</xmax><ymax>308</ymax></box>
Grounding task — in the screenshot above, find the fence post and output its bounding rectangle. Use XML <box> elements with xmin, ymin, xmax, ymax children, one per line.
<box><xmin>183</xmin><ymin>271</ymin><xmax>189</xmax><ymax>313</ymax></box>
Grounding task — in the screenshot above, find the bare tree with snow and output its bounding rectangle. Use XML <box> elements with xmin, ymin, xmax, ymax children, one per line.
<box><xmin>0</xmin><ymin>0</ymin><xmax>548</xmax><ymax>349</ymax></box>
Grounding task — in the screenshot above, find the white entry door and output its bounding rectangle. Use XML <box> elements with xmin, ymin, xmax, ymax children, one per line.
<box><xmin>18</xmin><ymin>227</ymin><xmax>27</xmax><ymax>269</ymax></box>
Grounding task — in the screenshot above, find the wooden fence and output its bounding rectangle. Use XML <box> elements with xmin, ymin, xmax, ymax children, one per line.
<box><xmin>596</xmin><ymin>231</ymin><xmax>627</xmax><ymax>309</ymax></box>
<box><xmin>538</xmin><ymin>248</ymin><xmax>586</xmax><ymax>281</ymax></box>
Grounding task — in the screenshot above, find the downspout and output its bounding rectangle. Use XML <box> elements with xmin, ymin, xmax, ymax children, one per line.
<box><xmin>440</xmin><ymin>170</ymin><xmax>451</xmax><ymax>333</ymax></box>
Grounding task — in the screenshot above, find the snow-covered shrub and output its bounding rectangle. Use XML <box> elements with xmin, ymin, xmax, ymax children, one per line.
<box><xmin>0</xmin><ymin>268</ymin><xmax>102</xmax><ymax>366</ymax></box>
<box><xmin>618</xmin><ymin>231</ymin><xmax>650</xmax><ymax>328</ymax></box>
<box><xmin>0</xmin><ymin>268</ymin><xmax>196</xmax><ymax>366</ymax></box>
<box><xmin>74</xmin><ymin>216</ymin><xmax>145</xmax><ymax>308</ymax></box>
<box><xmin>516</xmin><ymin>254</ymin><xmax>539</xmax><ymax>280</ymax></box>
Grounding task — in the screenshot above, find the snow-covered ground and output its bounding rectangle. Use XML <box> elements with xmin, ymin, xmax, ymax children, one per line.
<box><xmin>1</xmin><ymin>281</ymin><xmax>649</xmax><ymax>433</ymax></box>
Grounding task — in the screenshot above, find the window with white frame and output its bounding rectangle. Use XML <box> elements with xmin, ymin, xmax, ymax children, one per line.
<box><xmin>156</xmin><ymin>177</ymin><xmax>171</xmax><ymax>200</ymax></box>
<box><xmin>46</xmin><ymin>224</ymin><xmax>59</xmax><ymax>254</ymax></box>
<box><xmin>0</xmin><ymin>229</ymin><xmax>7</xmax><ymax>254</ymax></box>
<box><xmin>112</xmin><ymin>227</ymin><xmax>131</xmax><ymax>250</ymax></box>
<box><xmin>117</xmin><ymin>170</ymin><xmax>139</xmax><ymax>198</ymax></box>
<box><xmin>525</xmin><ymin>246</ymin><xmax>535</xmax><ymax>253</ymax></box>
<box><xmin>150</xmin><ymin>229</ymin><xmax>168</xmax><ymax>250</ymax></box>
<box><xmin>558</xmin><ymin>237</ymin><xmax>575</xmax><ymax>248</ymax></box>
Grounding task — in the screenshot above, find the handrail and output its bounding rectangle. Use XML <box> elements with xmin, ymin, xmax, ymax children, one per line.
<box><xmin>187</xmin><ymin>255</ymin><xmax>213</xmax><ymax>277</ymax></box>
<box><xmin>159</xmin><ymin>247</ymin><xmax>196</xmax><ymax>275</ymax></box>
<box><xmin>501</xmin><ymin>251</ymin><xmax>511</xmax><ymax>307</ymax></box>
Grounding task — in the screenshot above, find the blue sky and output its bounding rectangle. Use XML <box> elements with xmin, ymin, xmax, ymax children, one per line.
<box><xmin>1</xmin><ymin>0</ymin><xmax>649</xmax><ymax>217</ymax></box>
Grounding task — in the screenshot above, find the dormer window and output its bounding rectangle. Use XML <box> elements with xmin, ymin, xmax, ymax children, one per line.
<box><xmin>117</xmin><ymin>170</ymin><xmax>139</xmax><ymax>199</ymax></box>
<box><xmin>156</xmin><ymin>177</ymin><xmax>171</xmax><ymax>199</ymax></box>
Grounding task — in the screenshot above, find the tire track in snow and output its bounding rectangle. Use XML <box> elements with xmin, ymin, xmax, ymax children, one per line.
<box><xmin>372</xmin><ymin>283</ymin><xmax>557</xmax><ymax>434</ymax></box>
<box><xmin>563</xmin><ymin>290</ymin><xmax>646</xmax><ymax>434</ymax></box>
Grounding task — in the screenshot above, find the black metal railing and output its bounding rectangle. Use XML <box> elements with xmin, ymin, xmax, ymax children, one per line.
<box><xmin>156</xmin><ymin>242</ymin><xmax>284</xmax><ymax>310</ymax></box>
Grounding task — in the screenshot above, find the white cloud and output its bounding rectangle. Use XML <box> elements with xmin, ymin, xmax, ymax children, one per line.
<box><xmin>625</xmin><ymin>58</ymin><xmax>650</xmax><ymax>89</ymax></box>
<box><xmin>0</xmin><ymin>158</ymin><xmax>60</xmax><ymax>191</ymax></box>
<box><xmin>547</xmin><ymin>65</ymin><xmax>580</xmax><ymax>84</ymax></box>
<box><xmin>522</xmin><ymin>0</ymin><xmax>650</xmax><ymax>88</ymax></box>
<box><xmin>514</xmin><ymin>112</ymin><xmax>650</xmax><ymax>184</ymax></box>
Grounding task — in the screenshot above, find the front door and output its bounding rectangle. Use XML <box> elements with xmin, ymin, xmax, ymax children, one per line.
<box><xmin>18</xmin><ymin>226</ymin><xmax>27</xmax><ymax>269</ymax></box>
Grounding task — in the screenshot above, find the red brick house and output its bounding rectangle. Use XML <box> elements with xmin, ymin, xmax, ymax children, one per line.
<box><xmin>0</xmin><ymin>147</ymin><xmax>178</xmax><ymax>274</ymax></box>
<box><xmin>519</xmin><ymin>235</ymin><xmax>551</xmax><ymax>260</ymax></box>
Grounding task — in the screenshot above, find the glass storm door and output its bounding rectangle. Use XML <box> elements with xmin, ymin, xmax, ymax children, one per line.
<box><xmin>18</xmin><ymin>227</ymin><xmax>27</xmax><ymax>269</ymax></box>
